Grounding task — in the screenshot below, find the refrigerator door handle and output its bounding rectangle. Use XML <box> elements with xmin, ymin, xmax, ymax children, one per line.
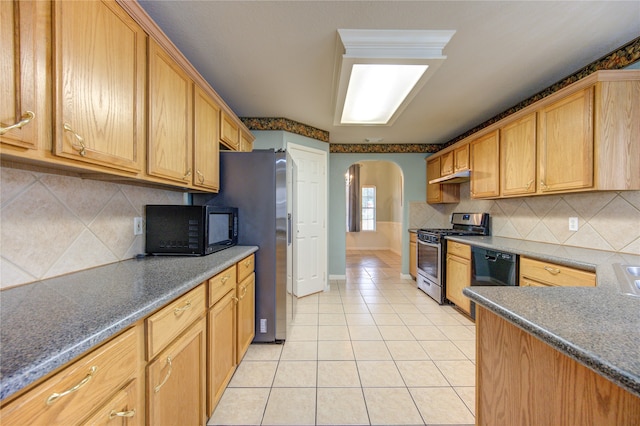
<box><xmin>287</xmin><ymin>213</ymin><xmax>292</xmax><ymax>246</ymax></box>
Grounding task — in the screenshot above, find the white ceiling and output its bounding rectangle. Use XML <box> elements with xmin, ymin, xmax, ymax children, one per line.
<box><xmin>138</xmin><ymin>1</ymin><xmax>640</xmax><ymax>145</ymax></box>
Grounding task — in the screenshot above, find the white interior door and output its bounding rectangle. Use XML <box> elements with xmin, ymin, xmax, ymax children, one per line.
<box><xmin>288</xmin><ymin>143</ymin><xmax>327</xmax><ymax>297</ymax></box>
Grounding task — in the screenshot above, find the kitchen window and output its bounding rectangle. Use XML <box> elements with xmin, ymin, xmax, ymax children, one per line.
<box><xmin>361</xmin><ymin>185</ymin><xmax>376</xmax><ymax>231</ymax></box>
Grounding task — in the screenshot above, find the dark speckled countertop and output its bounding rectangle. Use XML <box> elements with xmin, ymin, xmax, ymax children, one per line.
<box><xmin>0</xmin><ymin>246</ymin><xmax>258</xmax><ymax>402</ymax></box>
<box><xmin>449</xmin><ymin>235</ymin><xmax>640</xmax><ymax>398</ymax></box>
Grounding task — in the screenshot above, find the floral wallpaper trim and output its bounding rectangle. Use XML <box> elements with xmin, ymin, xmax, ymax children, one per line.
<box><xmin>329</xmin><ymin>144</ymin><xmax>440</xmax><ymax>154</ymax></box>
<box><xmin>441</xmin><ymin>36</ymin><xmax>640</xmax><ymax>149</ymax></box>
<box><xmin>241</xmin><ymin>37</ymin><xmax>640</xmax><ymax>154</ymax></box>
<box><xmin>240</xmin><ymin>117</ymin><xmax>330</xmax><ymax>143</ymax></box>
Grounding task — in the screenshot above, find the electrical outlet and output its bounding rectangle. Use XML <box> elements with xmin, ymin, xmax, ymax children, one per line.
<box><xmin>134</xmin><ymin>217</ymin><xmax>143</xmax><ymax>235</ymax></box>
<box><xmin>568</xmin><ymin>217</ymin><xmax>579</xmax><ymax>231</ymax></box>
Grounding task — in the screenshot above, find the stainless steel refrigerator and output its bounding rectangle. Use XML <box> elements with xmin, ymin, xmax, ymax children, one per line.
<box><xmin>193</xmin><ymin>149</ymin><xmax>288</xmax><ymax>343</ymax></box>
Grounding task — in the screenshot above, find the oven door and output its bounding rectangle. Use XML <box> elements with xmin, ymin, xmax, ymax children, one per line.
<box><xmin>417</xmin><ymin>238</ymin><xmax>440</xmax><ymax>284</ymax></box>
<box><xmin>417</xmin><ymin>239</ymin><xmax>444</xmax><ymax>304</ymax></box>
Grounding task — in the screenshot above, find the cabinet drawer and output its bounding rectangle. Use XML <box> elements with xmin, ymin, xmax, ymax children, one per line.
<box><xmin>146</xmin><ymin>284</ymin><xmax>206</xmax><ymax>360</ymax></box>
<box><xmin>81</xmin><ymin>379</ymin><xmax>139</xmax><ymax>425</ymax></box>
<box><xmin>447</xmin><ymin>241</ymin><xmax>471</xmax><ymax>259</ymax></box>
<box><xmin>209</xmin><ymin>265</ymin><xmax>237</xmax><ymax>307</ymax></box>
<box><xmin>520</xmin><ymin>277</ymin><xmax>553</xmax><ymax>288</ymax></box>
<box><xmin>0</xmin><ymin>327</ymin><xmax>138</xmax><ymax>426</ymax></box>
<box><xmin>237</xmin><ymin>254</ymin><xmax>255</xmax><ymax>282</ymax></box>
<box><xmin>520</xmin><ymin>257</ymin><xmax>595</xmax><ymax>287</ymax></box>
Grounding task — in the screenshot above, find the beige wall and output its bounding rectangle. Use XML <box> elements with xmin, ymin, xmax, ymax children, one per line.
<box><xmin>409</xmin><ymin>182</ymin><xmax>640</xmax><ymax>255</ymax></box>
<box><xmin>0</xmin><ymin>168</ymin><xmax>185</xmax><ymax>289</ymax></box>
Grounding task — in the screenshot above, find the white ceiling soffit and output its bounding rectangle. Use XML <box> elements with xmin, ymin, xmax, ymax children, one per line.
<box><xmin>333</xmin><ymin>29</ymin><xmax>455</xmax><ymax>126</ymax></box>
<box><xmin>137</xmin><ymin>1</ymin><xmax>640</xmax><ymax>145</ymax></box>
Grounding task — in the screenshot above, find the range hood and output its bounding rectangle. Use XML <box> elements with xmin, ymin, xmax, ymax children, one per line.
<box><xmin>428</xmin><ymin>169</ymin><xmax>470</xmax><ymax>184</ymax></box>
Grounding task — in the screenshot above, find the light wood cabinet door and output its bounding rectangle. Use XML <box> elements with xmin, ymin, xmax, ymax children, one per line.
<box><xmin>1</xmin><ymin>0</ymin><xmax>46</xmax><ymax>150</ymax></box>
<box><xmin>409</xmin><ymin>233</ymin><xmax>417</xmax><ymax>279</ymax></box>
<box><xmin>207</xmin><ymin>289</ymin><xmax>237</xmax><ymax>416</ymax></box>
<box><xmin>236</xmin><ymin>273</ymin><xmax>255</xmax><ymax>363</ymax></box>
<box><xmin>147</xmin><ymin>317</ymin><xmax>206</xmax><ymax>426</ymax></box>
<box><xmin>500</xmin><ymin>112</ymin><xmax>537</xmax><ymax>196</ymax></box>
<box><xmin>81</xmin><ymin>379</ymin><xmax>139</xmax><ymax>426</ymax></box>
<box><xmin>193</xmin><ymin>86</ymin><xmax>220</xmax><ymax>191</ymax></box>
<box><xmin>519</xmin><ymin>257</ymin><xmax>595</xmax><ymax>287</ymax></box>
<box><xmin>538</xmin><ymin>86</ymin><xmax>594</xmax><ymax>193</ymax></box>
<box><xmin>0</xmin><ymin>327</ymin><xmax>139</xmax><ymax>426</ymax></box>
<box><xmin>146</xmin><ymin>284</ymin><xmax>206</xmax><ymax>360</ymax></box>
<box><xmin>454</xmin><ymin>144</ymin><xmax>469</xmax><ymax>172</ymax></box>
<box><xmin>148</xmin><ymin>39</ymin><xmax>193</xmax><ymax>183</ymax></box>
<box><xmin>426</xmin><ymin>157</ymin><xmax>459</xmax><ymax>204</ymax></box>
<box><xmin>220</xmin><ymin>110</ymin><xmax>239</xmax><ymax>150</ymax></box>
<box><xmin>470</xmin><ymin>130</ymin><xmax>500</xmax><ymax>198</ymax></box>
<box><xmin>440</xmin><ymin>151</ymin><xmax>454</xmax><ymax>176</ymax></box>
<box><xmin>240</xmin><ymin>128</ymin><xmax>254</xmax><ymax>152</ymax></box>
<box><xmin>446</xmin><ymin>241</ymin><xmax>471</xmax><ymax>315</ymax></box>
<box><xmin>53</xmin><ymin>0</ymin><xmax>145</xmax><ymax>172</ymax></box>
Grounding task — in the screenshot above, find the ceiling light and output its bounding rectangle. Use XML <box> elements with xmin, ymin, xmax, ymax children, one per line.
<box><xmin>333</xmin><ymin>29</ymin><xmax>455</xmax><ymax>126</ymax></box>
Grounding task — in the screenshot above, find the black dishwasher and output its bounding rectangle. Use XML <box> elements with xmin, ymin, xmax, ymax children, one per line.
<box><xmin>470</xmin><ymin>247</ymin><xmax>518</xmax><ymax>319</ymax></box>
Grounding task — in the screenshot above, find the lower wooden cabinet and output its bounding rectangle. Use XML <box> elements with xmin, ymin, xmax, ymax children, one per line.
<box><xmin>476</xmin><ymin>307</ymin><xmax>640</xmax><ymax>425</ymax></box>
<box><xmin>0</xmin><ymin>327</ymin><xmax>140</xmax><ymax>426</ymax></box>
<box><xmin>445</xmin><ymin>241</ymin><xmax>472</xmax><ymax>315</ymax></box>
<box><xmin>207</xmin><ymin>288</ymin><xmax>237</xmax><ymax>416</ymax></box>
<box><xmin>520</xmin><ymin>257</ymin><xmax>595</xmax><ymax>287</ymax></box>
<box><xmin>236</xmin><ymin>272</ymin><xmax>255</xmax><ymax>363</ymax></box>
<box><xmin>147</xmin><ymin>317</ymin><xmax>206</xmax><ymax>426</ymax></box>
<box><xmin>81</xmin><ymin>379</ymin><xmax>139</xmax><ymax>425</ymax></box>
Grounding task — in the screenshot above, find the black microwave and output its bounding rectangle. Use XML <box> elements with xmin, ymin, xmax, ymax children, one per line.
<box><xmin>145</xmin><ymin>205</ymin><xmax>238</xmax><ymax>256</ymax></box>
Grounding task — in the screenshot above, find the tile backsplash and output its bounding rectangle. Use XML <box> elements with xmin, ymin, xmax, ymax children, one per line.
<box><xmin>0</xmin><ymin>167</ymin><xmax>185</xmax><ymax>289</ymax></box>
<box><xmin>410</xmin><ymin>182</ymin><xmax>640</xmax><ymax>255</ymax></box>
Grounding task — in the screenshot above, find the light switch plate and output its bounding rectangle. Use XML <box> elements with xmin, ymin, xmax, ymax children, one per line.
<box><xmin>134</xmin><ymin>217</ymin><xmax>143</xmax><ymax>235</ymax></box>
<box><xmin>568</xmin><ymin>217</ymin><xmax>579</xmax><ymax>231</ymax></box>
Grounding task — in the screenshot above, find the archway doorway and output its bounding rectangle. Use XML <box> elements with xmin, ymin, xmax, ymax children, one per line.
<box><xmin>344</xmin><ymin>160</ymin><xmax>404</xmax><ymax>263</ymax></box>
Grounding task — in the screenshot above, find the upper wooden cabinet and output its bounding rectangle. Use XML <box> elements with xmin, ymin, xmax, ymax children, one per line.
<box><xmin>148</xmin><ymin>39</ymin><xmax>193</xmax><ymax>183</ymax></box>
<box><xmin>426</xmin><ymin>156</ymin><xmax>459</xmax><ymax>204</ymax></box>
<box><xmin>1</xmin><ymin>1</ymin><xmax>47</xmax><ymax>150</ymax></box>
<box><xmin>53</xmin><ymin>0</ymin><xmax>146</xmax><ymax>173</ymax></box>
<box><xmin>500</xmin><ymin>112</ymin><xmax>537</xmax><ymax>196</ymax></box>
<box><xmin>193</xmin><ymin>86</ymin><xmax>221</xmax><ymax>191</ymax></box>
<box><xmin>470</xmin><ymin>130</ymin><xmax>500</xmax><ymax>198</ymax></box>
<box><xmin>240</xmin><ymin>128</ymin><xmax>255</xmax><ymax>152</ymax></box>
<box><xmin>220</xmin><ymin>111</ymin><xmax>240</xmax><ymax>150</ymax></box>
<box><xmin>454</xmin><ymin>144</ymin><xmax>469</xmax><ymax>172</ymax></box>
<box><xmin>538</xmin><ymin>87</ymin><xmax>594</xmax><ymax>193</ymax></box>
<box><xmin>440</xmin><ymin>151</ymin><xmax>454</xmax><ymax>176</ymax></box>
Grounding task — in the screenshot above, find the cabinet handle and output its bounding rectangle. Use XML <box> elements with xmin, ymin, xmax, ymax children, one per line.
<box><xmin>543</xmin><ymin>266</ymin><xmax>561</xmax><ymax>275</ymax></box>
<box><xmin>154</xmin><ymin>356</ymin><xmax>172</xmax><ymax>393</ymax></box>
<box><xmin>63</xmin><ymin>123</ymin><xmax>87</xmax><ymax>156</ymax></box>
<box><xmin>173</xmin><ymin>300</ymin><xmax>192</xmax><ymax>315</ymax></box>
<box><xmin>239</xmin><ymin>284</ymin><xmax>248</xmax><ymax>300</ymax></box>
<box><xmin>232</xmin><ymin>296</ymin><xmax>239</xmax><ymax>305</ymax></box>
<box><xmin>244</xmin><ymin>259</ymin><xmax>251</xmax><ymax>267</ymax></box>
<box><xmin>527</xmin><ymin>179</ymin><xmax>534</xmax><ymax>189</ymax></box>
<box><xmin>221</xmin><ymin>275</ymin><xmax>230</xmax><ymax>284</ymax></box>
<box><xmin>109</xmin><ymin>409</ymin><xmax>136</xmax><ymax>419</ymax></box>
<box><xmin>0</xmin><ymin>111</ymin><xmax>35</xmax><ymax>135</ymax></box>
<box><xmin>46</xmin><ymin>366</ymin><xmax>97</xmax><ymax>405</ymax></box>
<box><xmin>539</xmin><ymin>180</ymin><xmax>548</xmax><ymax>190</ymax></box>
<box><xmin>196</xmin><ymin>170</ymin><xmax>205</xmax><ymax>184</ymax></box>
<box><xmin>183</xmin><ymin>169</ymin><xmax>192</xmax><ymax>180</ymax></box>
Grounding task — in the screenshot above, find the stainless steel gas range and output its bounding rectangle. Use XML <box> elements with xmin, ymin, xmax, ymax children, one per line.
<box><xmin>416</xmin><ymin>213</ymin><xmax>490</xmax><ymax>304</ymax></box>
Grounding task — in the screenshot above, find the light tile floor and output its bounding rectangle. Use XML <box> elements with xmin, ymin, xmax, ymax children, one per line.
<box><xmin>208</xmin><ymin>250</ymin><xmax>476</xmax><ymax>426</ymax></box>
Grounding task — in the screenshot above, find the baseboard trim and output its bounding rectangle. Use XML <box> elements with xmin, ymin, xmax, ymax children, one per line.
<box><xmin>329</xmin><ymin>274</ymin><xmax>346</xmax><ymax>280</ymax></box>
